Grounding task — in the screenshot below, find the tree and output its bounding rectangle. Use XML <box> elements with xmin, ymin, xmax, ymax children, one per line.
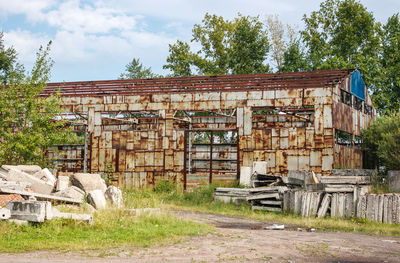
<box><xmin>164</xmin><ymin>13</ymin><xmax>270</xmax><ymax>76</ymax></box>
<box><xmin>374</xmin><ymin>14</ymin><xmax>400</xmax><ymax>114</ymax></box>
<box><xmin>279</xmin><ymin>38</ymin><xmax>308</xmax><ymax>72</ymax></box>
<box><xmin>0</xmin><ymin>42</ymin><xmax>70</xmax><ymax>166</ymax></box>
<box><xmin>362</xmin><ymin>113</ymin><xmax>400</xmax><ymax>170</ymax></box>
<box><xmin>120</xmin><ymin>58</ymin><xmax>160</xmax><ymax>79</ymax></box>
<box><xmin>0</xmin><ymin>32</ymin><xmax>23</xmax><ymax>84</ymax></box>
<box><xmin>163</xmin><ymin>40</ymin><xmax>193</xmax><ymax>77</ymax></box>
<box><xmin>300</xmin><ymin>0</ymin><xmax>380</xmax><ymax>84</ymax></box>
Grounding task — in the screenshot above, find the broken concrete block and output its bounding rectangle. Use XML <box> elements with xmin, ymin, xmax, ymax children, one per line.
<box><xmin>0</xmin><ymin>181</ymin><xmax>31</xmax><ymax>192</ymax></box>
<box><xmin>1</xmin><ymin>165</ymin><xmax>42</xmax><ymax>175</ymax></box>
<box><xmin>51</xmin><ymin>207</ymin><xmax>93</xmax><ymax>224</ymax></box>
<box><xmin>105</xmin><ymin>186</ymin><xmax>123</xmax><ymax>208</ymax></box>
<box><xmin>239</xmin><ymin>166</ymin><xmax>252</xmax><ymax>187</ymax></box>
<box><xmin>287</xmin><ymin>171</ymin><xmax>312</xmax><ymax>186</ymax></box>
<box><xmin>6</xmin><ymin>200</ymin><xmax>50</xmax><ymax>222</ymax></box>
<box><xmin>317</xmin><ymin>193</ymin><xmax>331</xmax><ymax>218</ymax></box>
<box><xmin>388</xmin><ymin>170</ymin><xmax>400</xmax><ymax>192</ymax></box>
<box><xmin>56</xmin><ymin>176</ymin><xmax>70</xmax><ymax>191</ymax></box>
<box><xmin>53</xmin><ymin>186</ymin><xmax>85</xmax><ymax>201</ymax></box>
<box><xmin>80</xmin><ymin>203</ymin><xmax>96</xmax><ymax>214</ymax></box>
<box><xmin>0</xmin><ymin>193</ymin><xmax>25</xmax><ymax>207</ymax></box>
<box><xmin>33</xmin><ymin>168</ymin><xmax>56</xmax><ymax>185</ymax></box>
<box><xmin>87</xmin><ymin>189</ymin><xmax>106</xmax><ymax>209</ymax></box>
<box><xmin>253</xmin><ymin>162</ymin><xmax>268</xmax><ymax>174</ymax></box>
<box><xmin>71</xmin><ymin>173</ymin><xmax>107</xmax><ymax>193</ymax></box>
<box><xmin>0</xmin><ymin>207</ymin><xmax>11</xmax><ymax>220</ymax></box>
<box><xmin>6</xmin><ymin>168</ymin><xmax>54</xmax><ymax>195</ymax></box>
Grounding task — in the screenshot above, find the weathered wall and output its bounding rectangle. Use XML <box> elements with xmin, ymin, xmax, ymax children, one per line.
<box><xmin>48</xmin><ymin>70</ymin><xmax>375</xmax><ymax>188</ymax></box>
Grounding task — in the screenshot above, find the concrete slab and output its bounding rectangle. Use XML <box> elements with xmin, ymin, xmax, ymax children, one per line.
<box><xmin>53</xmin><ymin>186</ymin><xmax>85</xmax><ymax>201</ymax></box>
<box><xmin>33</xmin><ymin>168</ymin><xmax>56</xmax><ymax>185</ymax></box>
<box><xmin>105</xmin><ymin>186</ymin><xmax>123</xmax><ymax>208</ymax></box>
<box><xmin>6</xmin><ymin>200</ymin><xmax>50</xmax><ymax>222</ymax></box>
<box><xmin>87</xmin><ymin>189</ymin><xmax>106</xmax><ymax>209</ymax></box>
<box><xmin>5</xmin><ymin>168</ymin><xmax>54</xmax><ymax>195</ymax></box>
<box><xmin>71</xmin><ymin>173</ymin><xmax>107</xmax><ymax>193</ymax></box>
<box><xmin>239</xmin><ymin>166</ymin><xmax>252</xmax><ymax>187</ymax></box>
<box><xmin>388</xmin><ymin>170</ymin><xmax>400</xmax><ymax>192</ymax></box>
<box><xmin>56</xmin><ymin>176</ymin><xmax>70</xmax><ymax>192</ymax></box>
<box><xmin>0</xmin><ymin>207</ymin><xmax>11</xmax><ymax>220</ymax></box>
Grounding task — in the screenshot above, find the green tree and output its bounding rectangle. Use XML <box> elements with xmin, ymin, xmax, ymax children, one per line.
<box><xmin>120</xmin><ymin>58</ymin><xmax>160</xmax><ymax>79</ymax></box>
<box><xmin>0</xmin><ymin>32</ymin><xmax>23</xmax><ymax>84</ymax></box>
<box><xmin>362</xmin><ymin>113</ymin><xmax>400</xmax><ymax>170</ymax></box>
<box><xmin>374</xmin><ymin>14</ymin><xmax>400</xmax><ymax>114</ymax></box>
<box><xmin>0</xmin><ymin>42</ymin><xmax>69</xmax><ymax>166</ymax></box>
<box><xmin>163</xmin><ymin>40</ymin><xmax>193</xmax><ymax>77</ymax></box>
<box><xmin>164</xmin><ymin>13</ymin><xmax>270</xmax><ymax>76</ymax></box>
<box><xmin>300</xmin><ymin>0</ymin><xmax>380</xmax><ymax>83</ymax></box>
<box><xmin>279</xmin><ymin>38</ymin><xmax>308</xmax><ymax>72</ymax></box>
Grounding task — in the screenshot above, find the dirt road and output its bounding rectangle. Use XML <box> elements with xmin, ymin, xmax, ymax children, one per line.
<box><xmin>1</xmin><ymin>210</ymin><xmax>399</xmax><ymax>262</ymax></box>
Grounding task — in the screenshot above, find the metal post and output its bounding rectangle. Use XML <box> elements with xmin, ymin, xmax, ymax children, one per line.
<box><xmin>209</xmin><ymin>131</ymin><xmax>213</xmax><ymax>184</ymax></box>
<box><xmin>83</xmin><ymin>129</ymin><xmax>89</xmax><ymax>173</ymax></box>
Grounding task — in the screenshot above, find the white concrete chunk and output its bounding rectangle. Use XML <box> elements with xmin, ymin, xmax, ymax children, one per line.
<box><xmin>104</xmin><ymin>186</ymin><xmax>123</xmax><ymax>208</ymax></box>
<box><xmin>56</xmin><ymin>176</ymin><xmax>70</xmax><ymax>191</ymax></box>
<box><xmin>0</xmin><ymin>208</ymin><xmax>11</xmax><ymax>220</ymax></box>
<box><xmin>71</xmin><ymin>173</ymin><xmax>107</xmax><ymax>193</ymax></box>
<box><xmin>239</xmin><ymin>166</ymin><xmax>252</xmax><ymax>187</ymax></box>
<box><xmin>87</xmin><ymin>189</ymin><xmax>107</xmax><ymax>209</ymax></box>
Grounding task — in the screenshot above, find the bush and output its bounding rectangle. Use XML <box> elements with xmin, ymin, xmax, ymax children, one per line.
<box><xmin>362</xmin><ymin>112</ymin><xmax>400</xmax><ymax>170</ymax></box>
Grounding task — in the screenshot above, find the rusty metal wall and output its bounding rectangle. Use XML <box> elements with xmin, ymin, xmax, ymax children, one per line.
<box><xmin>47</xmin><ymin>145</ymin><xmax>86</xmax><ymax>173</ymax></box>
<box><xmin>52</xmin><ymin>70</ymin><xmax>375</xmax><ymax>188</ymax></box>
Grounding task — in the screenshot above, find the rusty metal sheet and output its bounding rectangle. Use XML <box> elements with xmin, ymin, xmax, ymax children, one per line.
<box><xmin>310</xmin><ymin>150</ymin><xmax>322</xmax><ymax>167</ymax></box>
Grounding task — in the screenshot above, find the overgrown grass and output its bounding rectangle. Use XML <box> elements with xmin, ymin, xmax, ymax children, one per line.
<box><xmin>126</xmin><ymin>181</ymin><xmax>400</xmax><ymax>237</ymax></box>
<box><xmin>0</xmin><ymin>209</ymin><xmax>212</xmax><ymax>253</ymax></box>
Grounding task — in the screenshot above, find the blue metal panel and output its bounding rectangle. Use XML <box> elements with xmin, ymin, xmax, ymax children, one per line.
<box><xmin>351</xmin><ymin>70</ymin><xmax>365</xmax><ymax>101</ymax></box>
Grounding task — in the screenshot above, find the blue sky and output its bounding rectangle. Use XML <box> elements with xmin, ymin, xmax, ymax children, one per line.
<box><xmin>0</xmin><ymin>0</ymin><xmax>399</xmax><ymax>82</ymax></box>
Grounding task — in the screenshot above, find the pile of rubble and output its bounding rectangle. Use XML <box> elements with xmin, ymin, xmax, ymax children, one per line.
<box><xmin>0</xmin><ymin>165</ymin><xmax>123</xmax><ymax>224</ymax></box>
<box><xmin>214</xmin><ymin>162</ymin><xmax>400</xmax><ymax>224</ymax></box>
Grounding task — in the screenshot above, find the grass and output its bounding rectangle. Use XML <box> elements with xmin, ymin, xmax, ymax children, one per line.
<box><xmin>126</xmin><ymin>180</ymin><xmax>400</xmax><ymax>237</ymax></box>
<box><xmin>0</xmin><ymin>208</ymin><xmax>212</xmax><ymax>253</ymax></box>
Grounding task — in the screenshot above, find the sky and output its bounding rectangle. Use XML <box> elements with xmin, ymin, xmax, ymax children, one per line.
<box><xmin>0</xmin><ymin>0</ymin><xmax>399</xmax><ymax>82</ymax></box>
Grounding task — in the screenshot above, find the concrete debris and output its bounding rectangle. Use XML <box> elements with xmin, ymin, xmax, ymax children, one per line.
<box><xmin>71</xmin><ymin>173</ymin><xmax>107</xmax><ymax>194</ymax></box>
<box><xmin>53</xmin><ymin>186</ymin><xmax>85</xmax><ymax>201</ymax></box>
<box><xmin>0</xmin><ymin>193</ymin><xmax>24</xmax><ymax>206</ymax></box>
<box><xmin>33</xmin><ymin>168</ymin><xmax>56</xmax><ymax>185</ymax></box>
<box><xmin>388</xmin><ymin>170</ymin><xmax>400</xmax><ymax>192</ymax></box>
<box><xmin>56</xmin><ymin>176</ymin><xmax>69</xmax><ymax>191</ymax></box>
<box><xmin>0</xmin><ymin>207</ymin><xmax>11</xmax><ymax>220</ymax></box>
<box><xmin>104</xmin><ymin>186</ymin><xmax>123</xmax><ymax>208</ymax></box>
<box><xmin>51</xmin><ymin>207</ymin><xmax>93</xmax><ymax>224</ymax></box>
<box><xmin>87</xmin><ymin>189</ymin><xmax>106</xmax><ymax>209</ymax></box>
<box><xmin>239</xmin><ymin>166</ymin><xmax>252</xmax><ymax>187</ymax></box>
<box><xmin>0</xmin><ymin>187</ymin><xmax>82</xmax><ymax>204</ymax></box>
<box><xmin>0</xmin><ymin>181</ymin><xmax>31</xmax><ymax>192</ymax></box>
<box><xmin>214</xmin><ymin>188</ymin><xmax>251</xmax><ymax>205</ymax></box>
<box><xmin>2</xmin><ymin>167</ymin><xmax>54</xmax><ymax>195</ymax></box>
<box><xmin>6</xmin><ymin>200</ymin><xmax>50</xmax><ymax>222</ymax></box>
<box><xmin>2</xmin><ymin>165</ymin><xmax>42</xmax><ymax>175</ymax></box>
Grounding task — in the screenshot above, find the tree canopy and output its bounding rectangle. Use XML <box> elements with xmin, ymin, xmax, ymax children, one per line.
<box><xmin>163</xmin><ymin>13</ymin><xmax>270</xmax><ymax>76</ymax></box>
<box><xmin>0</xmin><ymin>37</ymin><xmax>71</xmax><ymax>166</ymax></box>
<box><xmin>120</xmin><ymin>58</ymin><xmax>160</xmax><ymax>79</ymax></box>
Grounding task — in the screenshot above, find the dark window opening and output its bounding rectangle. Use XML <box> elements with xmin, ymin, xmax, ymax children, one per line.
<box><xmin>340</xmin><ymin>89</ymin><xmax>352</xmax><ymax>106</ymax></box>
<box><xmin>353</xmin><ymin>97</ymin><xmax>363</xmax><ymax>111</ymax></box>
<box><xmin>335</xmin><ymin>130</ymin><xmax>353</xmax><ymax>147</ymax></box>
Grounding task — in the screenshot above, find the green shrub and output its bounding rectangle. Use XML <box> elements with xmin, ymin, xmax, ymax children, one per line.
<box><xmin>362</xmin><ymin>112</ymin><xmax>400</xmax><ymax>170</ymax></box>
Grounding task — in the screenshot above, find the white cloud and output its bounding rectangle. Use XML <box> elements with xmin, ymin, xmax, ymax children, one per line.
<box><xmin>3</xmin><ymin>29</ymin><xmax>50</xmax><ymax>63</ymax></box>
<box><xmin>0</xmin><ymin>0</ymin><xmax>55</xmax><ymax>21</ymax></box>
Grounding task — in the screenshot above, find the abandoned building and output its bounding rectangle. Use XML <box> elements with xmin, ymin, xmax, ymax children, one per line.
<box><xmin>43</xmin><ymin>69</ymin><xmax>376</xmax><ymax>189</ymax></box>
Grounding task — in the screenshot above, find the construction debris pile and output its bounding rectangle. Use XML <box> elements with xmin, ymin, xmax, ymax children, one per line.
<box><xmin>0</xmin><ymin>165</ymin><xmax>123</xmax><ymax>224</ymax></box>
<box><xmin>215</xmin><ymin>162</ymin><xmax>400</xmax><ymax>224</ymax></box>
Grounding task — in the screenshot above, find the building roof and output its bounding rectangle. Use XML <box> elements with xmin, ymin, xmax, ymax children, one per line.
<box><xmin>43</xmin><ymin>69</ymin><xmax>353</xmax><ymax>97</ymax></box>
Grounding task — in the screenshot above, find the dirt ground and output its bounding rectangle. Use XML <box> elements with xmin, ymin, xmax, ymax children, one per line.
<box><xmin>1</xmin><ymin>210</ymin><xmax>400</xmax><ymax>263</ymax></box>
